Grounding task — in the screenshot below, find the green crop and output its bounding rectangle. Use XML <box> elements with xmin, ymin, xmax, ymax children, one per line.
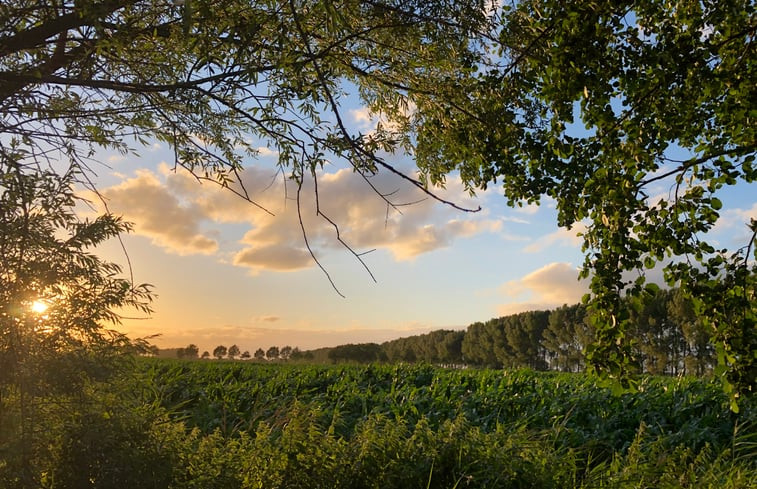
<box><xmin>115</xmin><ymin>359</ymin><xmax>755</xmax><ymax>488</ymax></box>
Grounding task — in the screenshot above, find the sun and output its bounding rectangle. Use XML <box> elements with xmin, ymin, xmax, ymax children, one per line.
<box><xmin>30</xmin><ymin>300</ymin><xmax>49</xmax><ymax>314</ymax></box>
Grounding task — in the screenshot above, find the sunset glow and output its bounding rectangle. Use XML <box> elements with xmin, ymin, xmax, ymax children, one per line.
<box><xmin>30</xmin><ymin>300</ymin><xmax>48</xmax><ymax>314</ymax></box>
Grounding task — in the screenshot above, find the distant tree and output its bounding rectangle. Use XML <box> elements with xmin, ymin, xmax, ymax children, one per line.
<box><xmin>241</xmin><ymin>350</ymin><xmax>251</xmax><ymax>360</ymax></box>
<box><xmin>383</xmin><ymin>330</ymin><xmax>464</xmax><ymax>364</ymax></box>
<box><xmin>228</xmin><ymin>344</ymin><xmax>240</xmax><ymax>360</ymax></box>
<box><xmin>289</xmin><ymin>347</ymin><xmax>303</xmax><ymax>360</ymax></box>
<box><xmin>668</xmin><ymin>290</ymin><xmax>714</xmax><ymax>376</ymax></box>
<box><xmin>254</xmin><ymin>348</ymin><xmax>266</xmax><ymax>360</ymax></box>
<box><xmin>501</xmin><ymin>311</ymin><xmax>550</xmax><ymax>370</ymax></box>
<box><xmin>461</xmin><ymin>321</ymin><xmax>502</xmax><ymax>367</ymax></box>
<box><xmin>628</xmin><ymin>290</ymin><xmax>676</xmax><ymax>375</ymax></box>
<box><xmin>176</xmin><ymin>344</ymin><xmax>200</xmax><ymax>358</ymax></box>
<box><xmin>383</xmin><ymin>337</ymin><xmax>418</xmax><ymax>363</ymax></box>
<box><xmin>184</xmin><ymin>344</ymin><xmax>199</xmax><ymax>359</ymax></box>
<box><xmin>201</xmin><ymin>351</ymin><xmax>210</xmax><ymax>360</ymax></box>
<box><xmin>327</xmin><ymin>343</ymin><xmax>386</xmax><ymax>364</ymax></box>
<box><xmin>266</xmin><ymin>346</ymin><xmax>280</xmax><ymax>360</ymax></box>
<box><xmin>436</xmin><ymin>331</ymin><xmax>465</xmax><ymax>364</ymax></box>
<box><xmin>213</xmin><ymin>345</ymin><xmax>227</xmax><ymax>360</ymax></box>
<box><xmin>543</xmin><ymin>304</ymin><xmax>592</xmax><ymax>373</ymax></box>
<box><xmin>280</xmin><ymin>346</ymin><xmax>293</xmax><ymax>360</ymax></box>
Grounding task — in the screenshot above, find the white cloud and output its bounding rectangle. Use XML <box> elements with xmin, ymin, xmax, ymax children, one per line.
<box><xmin>523</xmin><ymin>222</ymin><xmax>586</xmax><ymax>253</ymax></box>
<box><xmin>96</xmin><ymin>169</ymin><xmax>218</xmax><ymax>255</ymax></box>
<box><xmin>500</xmin><ymin>215</ymin><xmax>530</xmax><ymax>224</ymax></box>
<box><xmin>94</xmin><ymin>163</ymin><xmax>499</xmax><ymax>272</ymax></box>
<box><xmin>107</xmin><ymin>154</ymin><xmax>126</xmax><ymax>164</ymax></box>
<box><xmin>497</xmin><ymin>262</ymin><xmax>589</xmax><ymax>315</ymax></box>
<box><xmin>350</xmin><ymin>107</ymin><xmax>373</xmax><ymax>129</ymax></box>
<box><xmin>256</xmin><ymin>146</ymin><xmax>278</xmax><ymax>157</ymax></box>
<box><xmin>348</xmin><ymin>102</ymin><xmax>416</xmax><ymax>136</ymax></box>
<box><xmin>514</xmin><ymin>203</ymin><xmax>540</xmax><ymax>215</ymax></box>
<box><xmin>712</xmin><ymin>202</ymin><xmax>757</xmax><ymax>238</ymax></box>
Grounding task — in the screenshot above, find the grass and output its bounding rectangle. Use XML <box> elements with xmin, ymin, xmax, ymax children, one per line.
<box><xmin>118</xmin><ymin>359</ymin><xmax>755</xmax><ymax>488</ymax></box>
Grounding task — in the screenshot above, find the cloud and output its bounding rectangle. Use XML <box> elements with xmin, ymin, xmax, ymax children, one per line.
<box><xmin>302</xmin><ymin>169</ymin><xmax>500</xmax><ymax>262</ymax></box>
<box><xmin>107</xmin><ymin>154</ymin><xmax>126</xmax><ymax>164</ymax></box>
<box><xmin>712</xmin><ymin>202</ymin><xmax>757</xmax><ymax>239</ymax></box>
<box><xmin>500</xmin><ymin>215</ymin><xmax>530</xmax><ymax>224</ymax></box>
<box><xmin>95</xmin><ymin>163</ymin><xmax>499</xmax><ymax>272</ymax></box>
<box><xmin>255</xmin><ymin>315</ymin><xmax>281</xmax><ymax>323</ymax></box>
<box><xmin>348</xmin><ymin>103</ymin><xmax>415</xmax><ymax>136</ymax></box>
<box><xmin>233</xmin><ymin>244</ymin><xmax>313</xmax><ymax>271</ymax></box>
<box><xmin>350</xmin><ymin>107</ymin><xmax>373</xmax><ymax>129</ymax></box>
<box><xmin>497</xmin><ymin>262</ymin><xmax>589</xmax><ymax>315</ymax></box>
<box><xmin>256</xmin><ymin>146</ymin><xmax>278</xmax><ymax>157</ymax></box>
<box><xmin>97</xmin><ymin>169</ymin><xmax>218</xmax><ymax>255</ymax></box>
<box><xmin>523</xmin><ymin>223</ymin><xmax>586</xmax><ymax>253</ymax></box>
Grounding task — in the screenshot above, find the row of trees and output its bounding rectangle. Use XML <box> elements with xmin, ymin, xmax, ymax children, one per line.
<box><xmin>295</xmin><ymin>288</ymin><xmax>714</xmax><ymax>376</ymax></box>
<box><xmin>462</xmin><ymin>288</ymin><xmax>712</xmax><ymax>375</ymax></box>
<box><xmin>175</xmin><ymin>344</ymin><xmax>299</xmax><ymax>361</ymax></box>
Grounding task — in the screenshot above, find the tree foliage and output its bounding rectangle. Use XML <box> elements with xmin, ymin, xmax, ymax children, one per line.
<box><xmin>212</xmin><ymin>345</ymin><xmax>227</xmax><ymax>359</ymax></box>
<box><xmin>266</xmin><ymin>345</ymin><xmax>280</xmax><ymax>360</ymax></box>
<box><xmin>0</xmin><ymin>0</ymin><xmax>490</xmax><ymax>201</ymax></box>
<box><xmin>0</xmin><ymin>161</ymin><xmax>154</xmax><ymax>487</ymax></box>
<box><xmin>308</xmin><ymin>291</ymin><xmax>714</xmax><ymax>377</ymax></box>
<box><xmin>412</xmin><ymin>0</ymin><xmax>756</xmax><ymax>400</ymax></box>
<box><xmin>177</xmin><ymin>343</ymin><xmax>199</xmax><ymax>358</ymax></box>
<box><xmin>542</xmin><ymin>304</ymin><xmax>593</xmax><ymax>373</ymax></box>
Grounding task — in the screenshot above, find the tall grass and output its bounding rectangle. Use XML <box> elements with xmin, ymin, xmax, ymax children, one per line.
<box><xmin>75</xmin><ymin>360</ymin><xmax>755</xmax><ymax>488</ymax></box>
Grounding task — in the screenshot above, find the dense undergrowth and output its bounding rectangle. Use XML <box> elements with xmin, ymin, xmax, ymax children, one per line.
<box><xmin>5</xmin><ymin>359</ymin><xmax>754</xmax><ymax>488</ymax></box>
<box><xmin>130</xmin><ymin>360</ymin><xmax>755</xmax><ymax>488</ymax></box>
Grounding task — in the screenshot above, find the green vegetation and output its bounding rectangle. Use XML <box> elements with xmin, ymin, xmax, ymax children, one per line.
<box><xmin>59</xmin><ymin>360</ymin><xmax>757</xmax><ymax>487</ymax></box>
<box><xmin>417</xmin><ymin>0</ymin><xmax>757</xmax><ymax>398</ymax></box>
<box><xmin>0</xmin><ymin>162</ymin><xmax>155</xmax><ymax>489</ymax></box>
<box><xmin>1</xmin><ymin>1</ymin><xmax>755</xmax><ymax>486</ymax></box>
<box><xmin>2</xmin><ymin>0</ymin><xmax>754</xmax><ymax>398</ymax></box>
<box><xmin>0</xmin><ymin>143</ymin><xmax>752</xmax><ymax>489</ymax></box>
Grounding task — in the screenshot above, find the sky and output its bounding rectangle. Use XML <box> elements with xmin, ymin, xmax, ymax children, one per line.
<box><xmin>82</xmin><ymin>106</ymin><xmax>756</xmax><ymax>357</ymax></box>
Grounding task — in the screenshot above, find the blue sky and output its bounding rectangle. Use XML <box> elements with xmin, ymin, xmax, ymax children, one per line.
<box><xmin>85</xmin><ymin>105</ymin><xmax>755</xmax><ymax>356</ymax></box>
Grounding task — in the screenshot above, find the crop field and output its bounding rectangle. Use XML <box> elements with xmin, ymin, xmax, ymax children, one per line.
<box><xmin>128</xmin><ymin>359</ymin><xmax>756</xmax><ymax>488</ymax></box>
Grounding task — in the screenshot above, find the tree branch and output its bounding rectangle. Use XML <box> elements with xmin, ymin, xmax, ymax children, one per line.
<box><xmin>638</xmin><ymin>145</ymin><xmax>757</xmax><ymax>189</ymax></box>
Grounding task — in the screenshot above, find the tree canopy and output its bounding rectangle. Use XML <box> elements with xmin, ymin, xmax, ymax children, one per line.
<box><xmin>0</xmin><ymin>0</ymin><xmax>490</xmax><ymax>197</ymax></box>
<box><xmin>424</xmin><ymin>0</ymin><xmax>755</xmax><ymax>402</ymax></box>
<box><xmin>1</xmin><ymin>0</ymin><xmax>754</xmax><ymax>403</ymax></box>
<box><xmin>0</xmin><ymin>163</ymin><xmax>154</xmax><ymax>487</ymax></box>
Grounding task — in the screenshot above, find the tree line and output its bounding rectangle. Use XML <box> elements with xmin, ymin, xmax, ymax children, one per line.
<box><xmin>273</xmin><ymin>287</ymin><xmax>714</xmax><ymax>375</ymax></box>
<box><xmin>176</xmin><ymin>286</ymin><xmax>714</xmax><ymax>375</ymax></box>
<box><xmin>173</xmin><ymin>344</ymin><xmax>299</xmax><ymax>361</ymax></box>
<box><xmin>461</xmin><ymin>287</ymin><xmax>712</xmax><ymax>375</ymax></box>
